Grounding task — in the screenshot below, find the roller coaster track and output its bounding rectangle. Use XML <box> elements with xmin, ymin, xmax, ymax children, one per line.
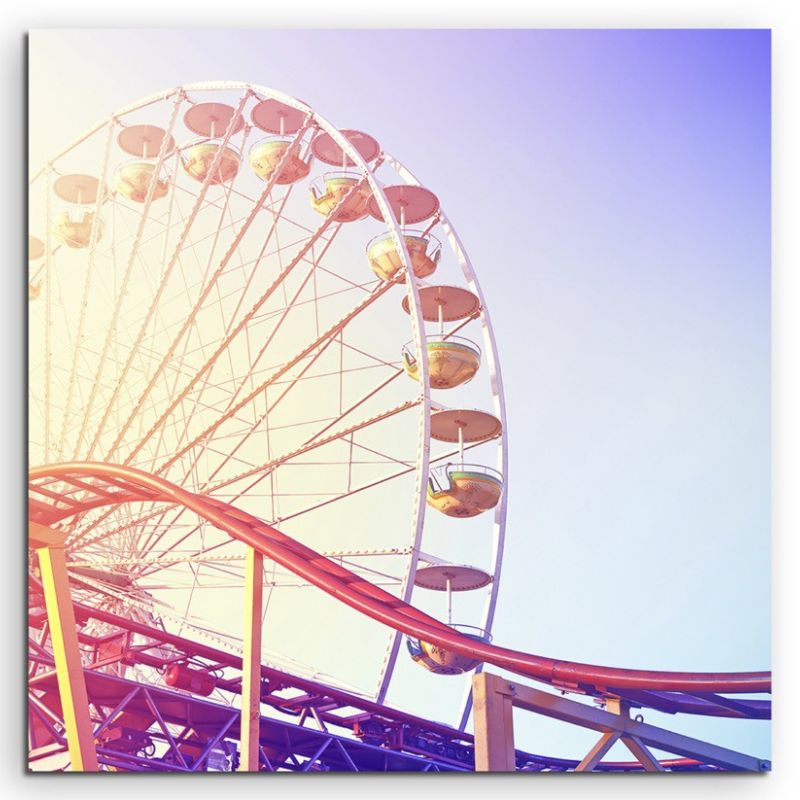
<box><xmin>29</xmin><ymin>463</ymin><xmax>772</xmax><ymax>694</ymax></box>
<box><xmin>29</xmin><ymin>463</ymin><xmax>771</xmax><ymax>708</ymax></box>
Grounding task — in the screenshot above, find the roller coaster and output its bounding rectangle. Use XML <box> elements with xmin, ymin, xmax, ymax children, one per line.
<box><xmin>27</xmin><ymin>82</ymin><xmax>771</xmax><ymax>773</ymax></box>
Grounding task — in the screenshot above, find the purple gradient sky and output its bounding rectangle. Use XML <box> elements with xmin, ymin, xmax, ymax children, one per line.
<box><xmin>30</xmin><ymin>28</ymin><xmax>771</xmax><ymax>760</ymax></box>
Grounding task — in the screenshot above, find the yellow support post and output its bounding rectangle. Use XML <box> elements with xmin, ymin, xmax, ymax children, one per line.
<box><xmin>472</xmin><ymin>671</ymin><xmax>516</xmax><ymax>772</ymax></box>
<box><xmin>240</xmin><ymin>547</ymin><xmax>264</xmax><ymax>771</ymax></box>
<box><xmin>30</xmin><ymin>522</ymin><xmax>99</xmax><ymax>772</ymax></box>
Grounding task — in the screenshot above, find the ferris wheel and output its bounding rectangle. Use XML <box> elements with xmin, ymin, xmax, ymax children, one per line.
<box><xmin>28</xmin><ymin>82</ymin><xmax>509</xmax><ymax>728</ymax></box>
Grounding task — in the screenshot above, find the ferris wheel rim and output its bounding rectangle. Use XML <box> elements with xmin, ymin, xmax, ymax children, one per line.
<box><xmin>379</xmin><ymin>154</ymin><xmax>509</xmax><ymax>724</ymax></box>
<box><xmin>29</xmin><ymin>81</ymin><xmax>513</xmax><ymax>718</ymax></box>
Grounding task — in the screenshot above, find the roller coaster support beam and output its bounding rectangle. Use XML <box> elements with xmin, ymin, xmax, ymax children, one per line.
<box><xmin>29</xmin><ymin>522</ymin><xmax>98</xmax><ymax>772</ymax></box>
<box><xmin>241</xmin><ymin>547</ymin><xmax>264</xmax><ymax>771</ymax></box>
<box><xmin>473</xmin><ymin>670</ymin><xmax>515</xmax><ymax>771</ymax></box>
<box><xmin>472</xmin><ymin>673</ymin><xmax>769</xmax><ymax>773</ymax></box>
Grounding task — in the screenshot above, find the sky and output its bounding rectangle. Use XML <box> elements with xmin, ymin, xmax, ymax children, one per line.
<box><xmin>29</xmin><ymin>29</ymin><xmax>771</xmax><ymax>764</ymax></box>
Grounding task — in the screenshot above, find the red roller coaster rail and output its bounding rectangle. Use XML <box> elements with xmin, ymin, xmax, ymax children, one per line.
<box><xmin>29</xmin><ymin>462</ymin><xmax>771</xmax><ymax>698</ymax></box>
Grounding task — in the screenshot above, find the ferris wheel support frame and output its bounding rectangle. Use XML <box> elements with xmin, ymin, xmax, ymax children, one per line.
<box><xmin>97</xmin><ymin>113</ymin><xmax>316</xmax><ymax>463</ymax></box>
<box><xmin>73</xmin><ymin>90</ymin><xmax>205</xmax><ymax>462</ymax></box>
<box><xmin>186</xmin><ymin>84</ymin><xmax>435</xmax><ymax>712</ymax></box>
<box><xmin>56</xmin><ymin>119</ymin><xmax>116</xmax><ymax>462</ymax></box>
<box><xmin>32</xmin><ymin>80</ymin><xmax>502</xmax><ymax>718</ymax></box>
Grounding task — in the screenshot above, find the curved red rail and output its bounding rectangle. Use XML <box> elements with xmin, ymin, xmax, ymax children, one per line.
<box><xmin>29</xmin><ymin>462</ymin><xmax>771</xmax><ymax>696</ymax></box>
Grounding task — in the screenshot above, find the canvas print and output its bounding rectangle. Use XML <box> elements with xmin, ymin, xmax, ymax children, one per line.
<box><xmin>27</xmin><ymin>29</ymin><xmax>770</xmax><ymax>773</ymax></box>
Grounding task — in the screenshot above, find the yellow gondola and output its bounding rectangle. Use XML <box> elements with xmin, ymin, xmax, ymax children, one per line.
<box><xmin>310</xmin><ymin>172</ymin><xmax>371</xmax><ymax>222</ymax></box>
<box><xmin>249</xmin><ymin>137</ymin><xmax>310</xmax><ymax>184</ymax></box>
<box><xmin>426</xmin><ymin>463</ymin><xmax>503</xmax><ymax>518</ymax></box>
<box><xmin>402</xmin><ymin>336</ymin><xmax>481</xmax><ymax>390</ymax></box>
<box><xmin>366</xmin><ymin>231</ymin><xmax>440</xmax><ymax>282</ymax></box>
<box><xmin>407</xmin><ymin>625</ymin><xmax>491</xmax><ymax>675</ymax></box>
<box><xmin>181</xmin><ymin>139</ymin><xmax>241</xmax><ymax>185</ymax></box>
<box><xmin>114</xmin><ymin>160</ymin><xmax>170</xmax><ymax>203</ymax></box>
<box><xmin>52</xmin><ymin>210</ymin><xmax>104</xmax><ymax>249</ymax></box>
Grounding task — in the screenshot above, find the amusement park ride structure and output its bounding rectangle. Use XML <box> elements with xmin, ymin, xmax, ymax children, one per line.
<box><xmin>27</xmin><ymin>82</ymin><xmax>771</xmax><ymax>773</ymax></box>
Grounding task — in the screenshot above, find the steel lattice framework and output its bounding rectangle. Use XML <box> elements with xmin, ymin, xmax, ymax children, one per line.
<box><xmin>28</xmin><ymin>463</ymin><xmax>770</xmax><ymax>772</ymax></box>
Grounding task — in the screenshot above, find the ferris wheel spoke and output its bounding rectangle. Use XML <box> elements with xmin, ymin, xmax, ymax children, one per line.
<box><xmin>269</xmin><ymin>439</ymin><xmax>485</xmax><ymax>526</ymax></box>
<box><xmin>110</xmin><ymin>170</ymin><xmax>228</xmax><ymax>459</ymax></box>
<box><xmin>157</xmin><ymin>275</ymin><xmax>398</xmax><ymax>476</ymax></box>
<box><xmin>70</xmin><ymin>92</ymin><xmax>187</xmax><ymax>461</ymax></box>
<box><xmin>102</xmin><ymin>176</ymin><xmax>288</xmax><ymax>269</ymax></box>
<box><xmin>129</xmin><ymin>167</ymin><xmax>384</xmax><ymax>468</ymax></box>
<box><xmin>66</xmin><ymin>501</ymin><xmax>175</xmax><ymax>550</ymax></box>
<box><xmin>113</xmin><ymin>166</ymin><xmax>244</xmax><ymax>463</ymax></box>
<box><xmin>123</xmin><ymin>393</ymin><xmax>421</xmax><ymax>563</ymax></box>
<box><xmin>187</xmin><ymin>308</ymin><xmax>478</xmax><ymax>498</ymax></box>
<box><xmin>31</xmin><ymin>85</ymin><xmax>510</xmax><ymax>730</ymax></box>
<box><xmin>144</xmin><ymin>291</ymin><xmax>217</xmax><ymax>471</ymax></box>
<box><xmin>314</xmin><ymin>262</ymin><xmax>377</xmax><ymax>294</ymax></box>
<box><xmin>104</xmin><ymin>513</ymin><xmax>196</xmax><ymax>566</ymax></box>
<box><xmin>144</xmin><ymin>172</ymin><xmax>370</xmax><ymax>470</ymax></box>
<box><xmin>219</xmin><ymin>182</ymin><xmax>308</xmax><ymax>342</ymax></box>
<box><xmin>131</xmin><ymin>138</ymin><xmax>318</xmax><ymax>471</ymax></box>
<box><xmin>220</xmin><ymin>223</ymin><xmax>347</xmax><ymax>411</ymax></box>
<box><xmin>43</xmin><ymin>168</ymin><xmax>53</xmax><ymax>458</ymax></box>
<box><xmin>133</xmin><ymin>221</ymin><xmax>352</xmax><ymax>482</ymax></box>
<box><xmin>167</xmin><ymin>316</ymin><xmax>342</xmax><ymax>492</ymax></box>
<box><xmin>56</xmin><ymin>120</ymin><xmax>116</xmax><ymax>462</ymax></box>
<box><xmin>241</xmin><ymin>306</ymin><xmax>478</xmax><ymax>458</ymax></box>
<box><xmin>92</xmin><ymin>99</ymin><xmax>278</xmax><ymax>462</ymax></box>
<box><xmin>210</xmin><ymin>398</ymin><xmax>419</xmax><ymax>495</ymax></box>
<box><xmin>169</xmin><ymin>252</ymin><xmax>357</xmax><ymax>426</ymax></box>
<box><xmin>211</xmin><ymin>249</ymin><xmax>322</xmax><ymax>423</ymax></box>
<box><xmin>120</xmin><ymin>192</ymin><xmax>345</xmax><ymax>469</ymax></box>
<box><xmin>348</xmin><ymin>439</ymin><xmax>414</xmax><ymax>470</ymax></box>
<box><xmin>136</xmin><ymin>347</ymin><xmax>420</xmax><ymax>551</ymax></box>
<box><xmin>128</xmin><ymin>409</ymin><xmax>423</xmax><ymax>570</ymax></box>
<box><xmin>167</xmin><ymin>338</ymin><xmax>360</xmax><ymax>497</ymax></box>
